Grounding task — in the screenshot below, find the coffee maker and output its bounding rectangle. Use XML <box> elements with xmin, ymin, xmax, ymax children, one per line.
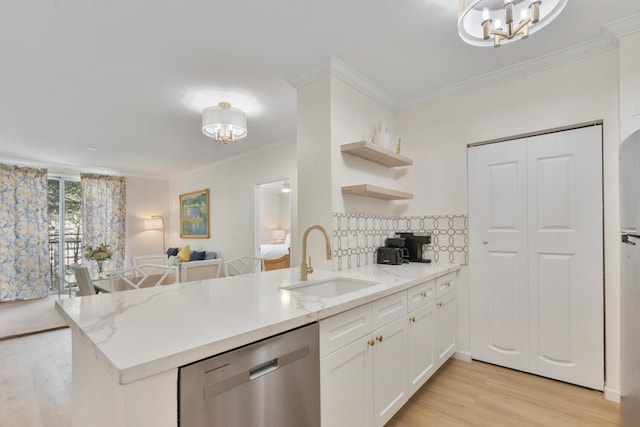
<box><xmin>376</xmin><ymin>237</ymin><xmax>410</xmax><ymax>265</ymax></box>
<box><xmin>396</xmin><ymin>232</ymin><xmax>431</xmax><ymax>263</ymax></box>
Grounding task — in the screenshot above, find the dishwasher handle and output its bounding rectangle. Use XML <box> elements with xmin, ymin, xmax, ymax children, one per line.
<box><xmin>203</xmin><ymin>345</ymin><xmax>310</xmax><ymax>400</ymax></box>
<box><xmin>249</xmin><ymin>358</ymin><xmax>279</xmax><ymax>380</ymax></box>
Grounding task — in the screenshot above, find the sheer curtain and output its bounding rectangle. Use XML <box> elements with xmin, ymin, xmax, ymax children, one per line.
<box><xmin>81</xmin><ymin>174</ymin><xmax>126</xmax><ymax>276</ymax></box>
<box><xmin>0</xmin><ymin>164</ymin><xmax>50</xmax><ymax>301</ymax></box>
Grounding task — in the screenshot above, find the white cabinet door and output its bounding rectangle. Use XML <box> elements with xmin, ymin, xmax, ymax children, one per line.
<box><xmin>321</xmin><ymin>336</ymin><xmax>373</xmax><ymax>427</ymax></box>
<box><xmin>435</xmin><ymin>291</ymin><xmax>457</xmax><ymax>368</ymax></box>
<box><xmin>407</xmin><ymin>300</ymin><xmax>436</xmax><ymax>395</ymax></box>
<box><xmin>468</xmin><ymin>125</ymin><xmax>604</xmax><ymax>390</ymax></box>
<box><xmin>372</xmin><ymin>317</ymin><xmax>408</xmax><ymax>427</ymax></box>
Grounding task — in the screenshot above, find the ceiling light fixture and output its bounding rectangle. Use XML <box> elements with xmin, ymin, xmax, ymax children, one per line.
<box><xmin>458</xmin><ymin>0</ymin><xmax>567</xmax><ymax>47</ymax></box>
<box><xmin>202</xmin><ymin>102</ymin><xmax>248</xmax><ymax>143</ymax></box>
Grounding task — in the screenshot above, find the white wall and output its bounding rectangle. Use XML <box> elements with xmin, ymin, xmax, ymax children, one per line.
<box><xmin>168</xmin><ymin>143</ymin><xmax>296</xmax><ymax>261</ymax></box>
<box><xmin>123</xmin><ymin>176</ymin><xmax>170</xmax><ymax>267</ymax></box>
<box><xmin>297</xmin><ymin>76</ymin><xmax>333</xmax><ymax>269</ymax></box>
<box><xmin>330</xmin><ymin>76</ymin><xmax>400</xmax><ymax>217</ymax></box>
<box><xmin>398</xmin><ymin>49</ymin><xmax>621</xmax><ymax>397</ymax></box>
<box><xmin>620</xmin><ymin>32</ymin><xmax>640</xmax><ymax>140</ymax></box>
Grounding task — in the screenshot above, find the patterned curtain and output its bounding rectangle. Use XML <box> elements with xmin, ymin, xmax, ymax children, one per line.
<box><xmin>0</xmin><ymin>164</ymin><xmax>50</xmax><ymax>301</ymax></box>
<box><xmin>81</xmin><ymin>174</ymin><xmax>126</xmax><ymax>276</ymax></box>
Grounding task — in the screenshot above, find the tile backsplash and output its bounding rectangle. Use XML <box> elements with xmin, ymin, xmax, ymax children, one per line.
<box><xmin>332</xmin><ymin>212</ymin><xmax>468</xmax><ymax>270</ymax></box>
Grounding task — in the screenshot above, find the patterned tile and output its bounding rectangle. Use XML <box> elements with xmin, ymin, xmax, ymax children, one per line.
<box><xmin>332</xmin><ymin>212</ymin><xmax>468</xmax><ymax>270</ymax></box>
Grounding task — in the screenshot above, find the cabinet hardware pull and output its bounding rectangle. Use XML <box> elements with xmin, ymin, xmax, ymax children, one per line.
<box><xmin>368</xmin><ymin>339</ymin><xmax>375</xmax><ymax>347</ymax></box>
<box><xmin>376</xmin><ymin>335</ymin><xmax>383</xmax><ymax>342</ymax></box>
<box><xmin>420</xmin><ymin>292</ymin><xmax>427</xmax><ymax>298</ymax></box>
<box><xmin>409</xmin><ymin>316</ymin><xmax>416</xmax><ymax>323</ymax></box>
<box><xmin>437</xmin><ymin>302</ymin><xmax>443</xmax><ymax>307</ymax></box>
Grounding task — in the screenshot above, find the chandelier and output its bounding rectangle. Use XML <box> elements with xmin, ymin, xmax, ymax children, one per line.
<box><xmin>458</xmin><ymin>0</ymin><xmax>568</xmax><ymax>47</ymax></box>
<box><xmin>202</xmin><ymin>102</ymin><xmax>248</xmax><ymax>143</ymax></box>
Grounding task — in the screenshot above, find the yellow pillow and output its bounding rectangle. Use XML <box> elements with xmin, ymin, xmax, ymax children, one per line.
<box><xmin>177</xmin><ymin>245</ymin><xmax>190</xmax><ymax>262</ymax></box>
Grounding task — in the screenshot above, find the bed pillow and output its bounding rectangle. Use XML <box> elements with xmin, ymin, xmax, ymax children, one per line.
<box><xmin>166</xmin><ymin>247</ymin><xmax>179</xmax><ymax>257</ymax></box>
<box><xmin>190</xmin><ymin>250</ymin><xmax>206</xmax><ymax>261</ymax></box>
<box><xmin>177</xmin><ymin>245</ymin><xmax>191</xmax><ymax>262</ymax></box>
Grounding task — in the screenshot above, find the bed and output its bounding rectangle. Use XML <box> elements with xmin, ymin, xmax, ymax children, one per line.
<box><xmin>260</xmin><ymin>235</ymin><xmax>291</xmax><ymax>271</ymax></box>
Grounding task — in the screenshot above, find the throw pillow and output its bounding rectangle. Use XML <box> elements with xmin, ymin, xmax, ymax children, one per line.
<box><xmin>204</xmin><ymin>251</ymin><xmax>217</xmax><ymax>260</ymax></box>
<box><xmin>177</xmin><ymin>245</ymin><xmax>191</xmax><ymax>262</ymax></box>
<box><xmin>166</xmin><ymin>247</ymin><xmax>179</xmax><ymax>257</ymax></box>
<box><xmin>190</xmin><ymin>250</ymin><xmax>206</xmax><ymax>261</ymax></box>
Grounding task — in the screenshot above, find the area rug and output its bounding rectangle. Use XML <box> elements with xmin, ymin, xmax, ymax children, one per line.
<box><xmin>0</xmin><ymin>294</ymin><xmax>69</xmax><ymax>340</ymax></box>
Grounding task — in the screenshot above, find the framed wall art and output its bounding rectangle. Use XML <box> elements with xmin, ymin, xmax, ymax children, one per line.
<box><xmin>179</xmin><ymin>189</ymin><xmax>210</xmax><ymax>238</ymax></box>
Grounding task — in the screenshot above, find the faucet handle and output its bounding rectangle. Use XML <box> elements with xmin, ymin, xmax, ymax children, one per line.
<box><xmin>307</xmin><ymin>256</ymin><xmax>314</xmax><ymax>274</ymax></box>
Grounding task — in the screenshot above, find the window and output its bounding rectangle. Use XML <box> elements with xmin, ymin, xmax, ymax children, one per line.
<box><xmin>47</xmin><ymin>176</ymin><xmax>82</xmax><ymax>294</ymax></box>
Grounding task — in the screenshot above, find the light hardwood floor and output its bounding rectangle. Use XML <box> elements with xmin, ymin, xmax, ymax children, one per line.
<box><xmin>387</xmin><ymin>358</ymin><xmax>620</xmax><ymax>427</ymax></box>
<box><xmin>0</xmin><ymin>329</ymin><xmax>619</xmax><ymax>427</ymax></box>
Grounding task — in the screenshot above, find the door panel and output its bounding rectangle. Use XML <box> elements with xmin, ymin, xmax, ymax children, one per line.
<box><xmin>527</xmin><ymin>126</ymin><xmax>603</xmax><ymax>390</ymax></box>
<box><xmin>469</xmin><ymin>139</ymin><xmax>529</xmax><ymax>370</ymax></box>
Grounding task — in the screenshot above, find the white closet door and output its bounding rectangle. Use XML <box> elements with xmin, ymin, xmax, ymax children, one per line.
<box><xmin>468</xmin><ymin>125</ymin><xmax>603</xmax><ymax>390</ymax></box>
<box><xmin>527</xmin><ymin>126</ymin><xmax>603</xmax><ymax>389</ymax></box>
<box><xmin>469</xmin><ymin>138</ymin><xmax>529</xmax><ymax>371</ymax></box>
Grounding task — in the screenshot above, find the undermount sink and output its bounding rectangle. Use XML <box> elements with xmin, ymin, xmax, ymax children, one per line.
<box><xmin>282</xmin><ymin>277</ymin><xmax>380</xmax><ymax>298</ymax></box>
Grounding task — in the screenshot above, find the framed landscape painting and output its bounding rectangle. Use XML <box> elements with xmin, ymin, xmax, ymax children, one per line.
<box><xmin>180</xmin><ymin>189</ymin><xmax>210</xmax><ymax>238</ymax></box>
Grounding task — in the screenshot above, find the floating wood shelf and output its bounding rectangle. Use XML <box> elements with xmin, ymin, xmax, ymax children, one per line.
<box><xmin>341</xmin><ymin>141</ymin><xmax>413</xmax><ymax>167</ymax></box>
<box><xmin>341</xmin><ymin>184</ymin><xmax>413</xmax><ymax>200</ymax></box>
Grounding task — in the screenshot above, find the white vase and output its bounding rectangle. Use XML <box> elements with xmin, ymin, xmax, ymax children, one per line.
<box><xmin>373</xmin><ymin>122</ymin><xmax>392</xmax><ymax>150</ymax></box>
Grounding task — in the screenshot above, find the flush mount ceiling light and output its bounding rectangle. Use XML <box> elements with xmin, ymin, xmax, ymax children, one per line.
<box><xmin>202</xmin><ymin>102</ymin><xmax>248</xmax><ymax>143</ymax></box>
<box><xmin>458</xmin><ymin>0</ymin><xmax>568</xmax><ymax>47</ymax></box>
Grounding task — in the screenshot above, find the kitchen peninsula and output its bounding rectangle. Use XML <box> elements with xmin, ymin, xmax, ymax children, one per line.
<box><xmin>55</xmin><ymin>262</ymin><xmax>460</xmax><ymax>427</ymax></box>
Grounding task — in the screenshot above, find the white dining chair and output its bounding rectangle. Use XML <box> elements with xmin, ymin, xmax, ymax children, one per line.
<box><xmin>225</xmin><ymin>256</ymin><xmax>264</xmax><ymax>276</ymax></box>
<box><xmin>180</xmin><ymin>259</ymin><xmax>226</xmax><ymax>282</ymax></box>
<box><xmin>107</xmin><ymin>264</ymin><xmax>179</xmax><ymax>290</ymax></box>
<box><xmin>131</xmin><ymin>254</ymin><xmax>167</xmax><ymax>267</ymax></box>
<box><xmin>71</xmin><ymin>264</ymin><xmax>97</xmax><ymax>296</ymax></box>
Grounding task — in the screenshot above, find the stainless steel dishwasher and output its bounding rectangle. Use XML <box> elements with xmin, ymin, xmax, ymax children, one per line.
<box><xmin>178</xmin><ymin>323</ymin><xmax>320</xmax><ymax>427</ymax></box>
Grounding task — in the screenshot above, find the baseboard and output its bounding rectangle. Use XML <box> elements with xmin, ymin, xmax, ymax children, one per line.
<box><xmin>454</xmin><ymin>350</ymin><xmax>472</xmax><ymax>362</ymax></box>
<box><xmin>604</xmin><ymin>386</ymin><xmax>621</xmax><ymax>403</ymax></box>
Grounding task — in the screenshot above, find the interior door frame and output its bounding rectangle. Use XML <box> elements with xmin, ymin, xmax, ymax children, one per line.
<box><xmin>254</xmin><ymin>176</ymin><xmax>293</xmax><ymax>259</ymax></box>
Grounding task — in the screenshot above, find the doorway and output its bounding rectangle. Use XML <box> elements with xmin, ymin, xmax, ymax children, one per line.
<box><xmin>255</xmin><ymin>178</ymin><xmax>292</xmax><ymax>268</ymax></box>
<box><xmin>467</xmin><ymin>124</ymin><xmax>604</xmax><ymax>390</ymax></box>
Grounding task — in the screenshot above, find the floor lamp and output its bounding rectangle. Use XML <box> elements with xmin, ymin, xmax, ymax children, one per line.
<box><xmin>144</xmin><ymin>215</ymin><xmax>165</xmax><ymax>253</ymax></box>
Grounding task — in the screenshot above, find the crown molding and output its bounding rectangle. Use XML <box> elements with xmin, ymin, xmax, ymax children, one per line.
<box><xmin>604</xmin><ymin>13</ymin><xmax>640</xmax><ymax>38</ymax></box>
<box><xmin>287</xmin><ymin>56</ymin><xmax>400</xmax><ymax>111</ymax></box>
<box><xmin>289</xmin><ymin>14</ymin><xmax>640</xmax><ymax>113</ymax></box>
<box><xmin>401</xmin><ymin>31</ymin><xmax>618</xmax><ymax>109</ymax></box>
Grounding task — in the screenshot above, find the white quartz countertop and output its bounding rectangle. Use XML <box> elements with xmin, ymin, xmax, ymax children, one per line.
<box><xmin>55</xmin><ymin>262</ymin><xmax>460</xmax><ymax>385</ymax></box>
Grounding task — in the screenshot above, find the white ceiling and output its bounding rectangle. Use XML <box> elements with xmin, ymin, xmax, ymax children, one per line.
<box><xmin>1</xmin><ymin>0</ymin><xmax>638</xmax><ymax>179</ymax></box>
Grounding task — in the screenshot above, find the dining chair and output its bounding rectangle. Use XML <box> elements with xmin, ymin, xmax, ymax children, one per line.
<box><xmin>107</xmin><ymin>264</ymin><xmax>179</xmax><ymax>291</ymax></box>
<box><xmin>71</xmin><ymin>264</ymin><xmax>97</xmax><ymax>296</ymax></box>
<box><xmin>180</xmin><ymin>259</ymin><xmax>226</xmax><ymax>282</ymax></box>
<box><xmin>131</xmin><ymin>254</ymin><xmax>167</xmax><ymax>267</ymax></box>
<box><xmin>225</xmin><ymin>256</ymin><xmax>265</xmax><ymax>276</ymax></box>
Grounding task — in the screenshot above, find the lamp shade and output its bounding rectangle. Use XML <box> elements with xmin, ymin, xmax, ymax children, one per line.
<box><xmin>144</xmin><ymin>218</ymin><xmax>163</xmax><ymax>230</ymax></box>
<box><xmin>202</xmin><ymin>102</ymin><xmax>248</xmax><ymax>143</ymax></box>
<box><xmin>272</xmin><ymin>229</ymin><xmax>286</xmax><ymax>243</ymax></box>
<box><xmin>458</xmin><ymin>0</ymin><xmax>567</xmax><ymax>47</ymax></box>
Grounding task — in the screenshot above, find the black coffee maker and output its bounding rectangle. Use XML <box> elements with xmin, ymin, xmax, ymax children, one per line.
<box><xmin>396</xmin><ymin>232</ymin><xmax>431</xmax><ymax>263</ymax></box>
<box><xmin>376</xmin><ymin>237</ymin><xmax>410</xmax><ymax>265</ymax></box>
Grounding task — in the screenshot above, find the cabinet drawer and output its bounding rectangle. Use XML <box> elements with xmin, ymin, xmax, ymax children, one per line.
<box><xmin>407</xmin><ymin>280</ymin><xmax>435</xmax><ymax>312</ymax></box>
<box><xmin>435</xmin><ymin>272</ymin><xmax>457</xmax><ymax>297</ymax></box>
<box><xmin>372</xmin><ymin>292</ymin><xmax>407</xmax><ymax>331</ymax></box>
<box><xmin>320</xmin><ymin>303</ymin><xmax>373</xmax><ymax>358</ymax></box>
